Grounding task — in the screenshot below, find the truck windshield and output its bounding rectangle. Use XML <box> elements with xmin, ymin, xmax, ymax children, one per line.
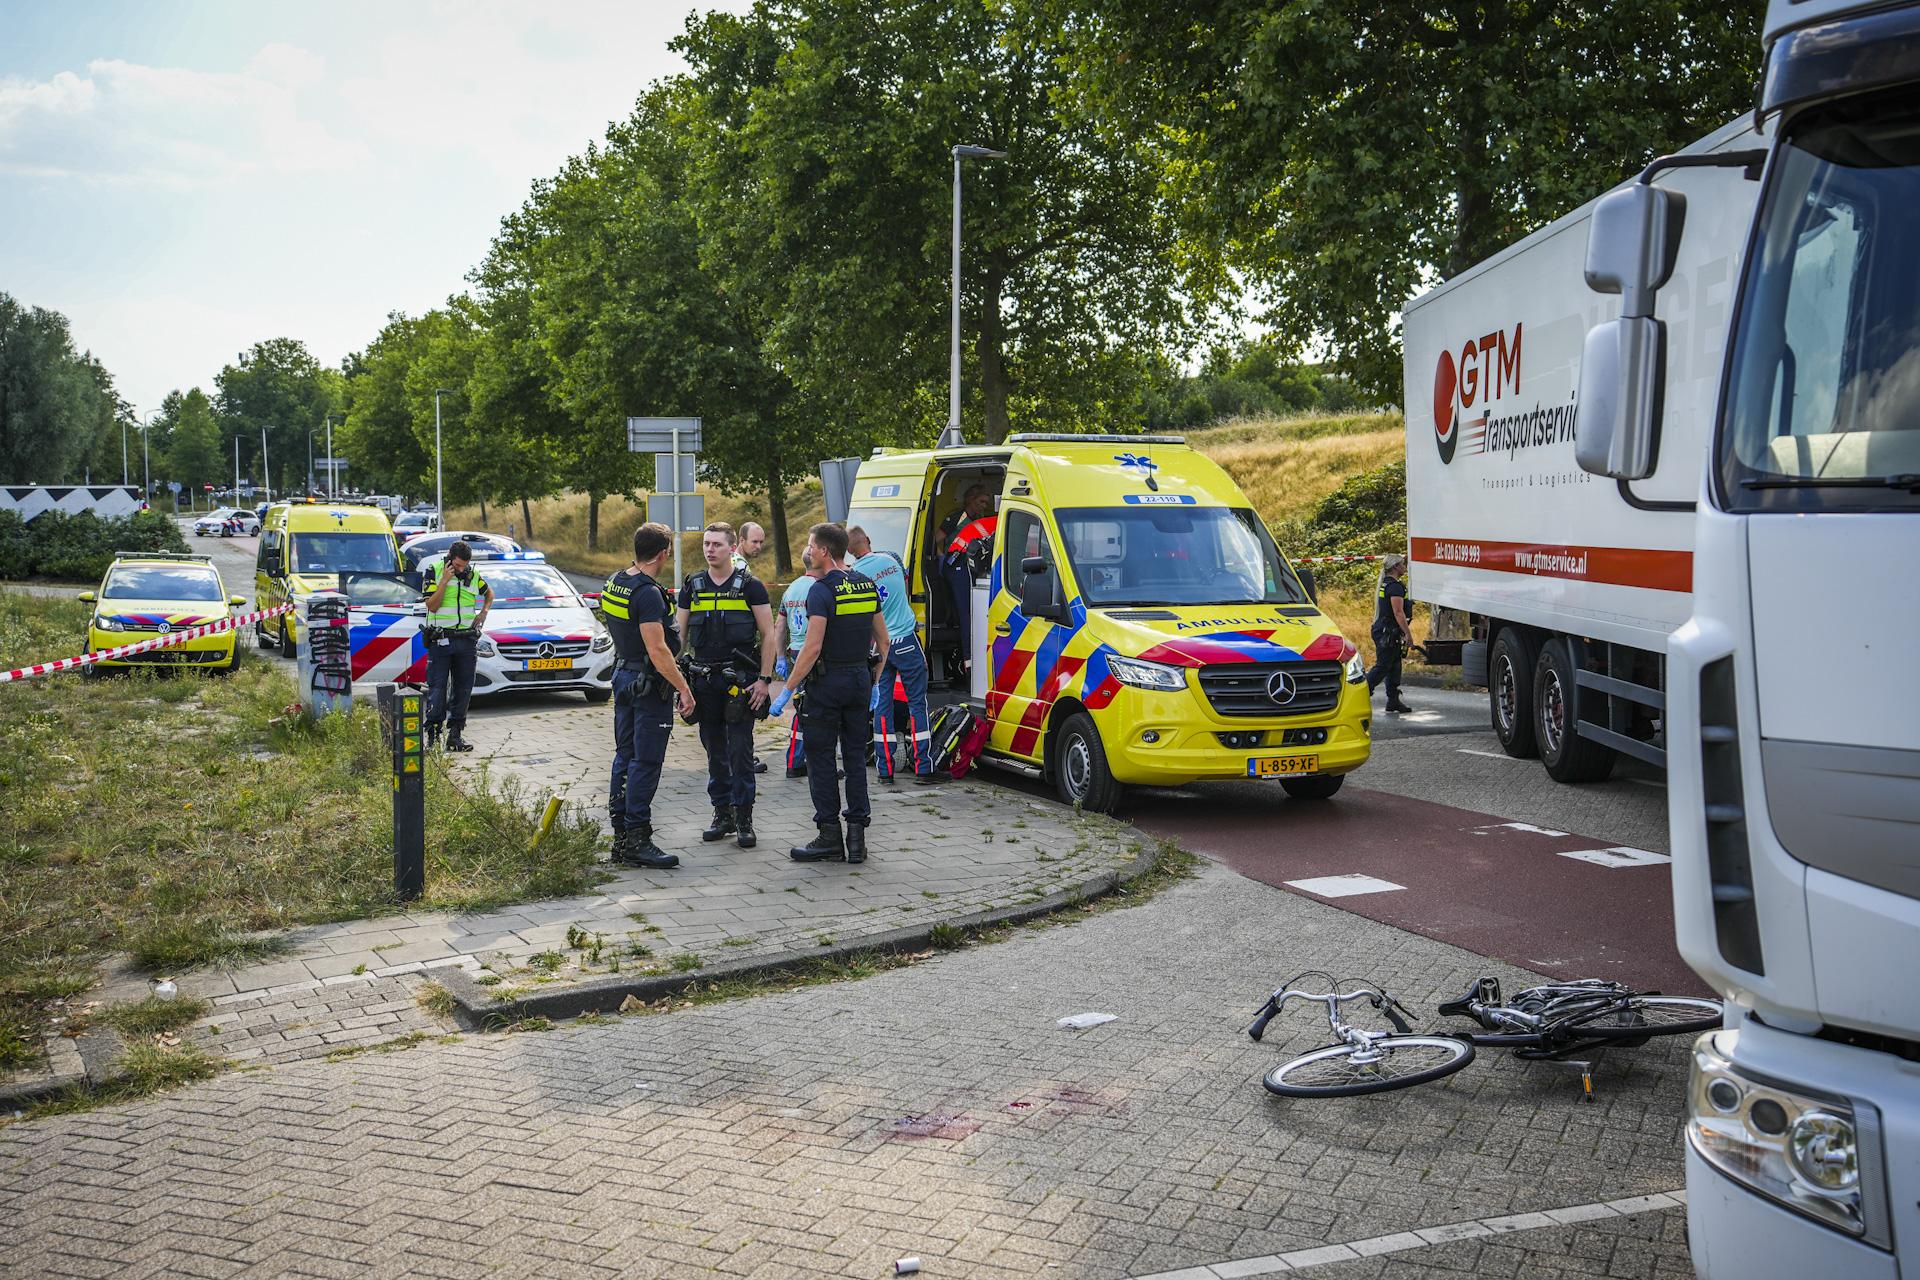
<box><xmin>1720</xmin><ymin>89</ymin><xmax>1920</xmax><ymax>511</ymax></box>
<box><xmin>290</xmin><ymin>532</ymin><xmax>399</xmax><ymax>574</ymax></box>
<box><xmin>1054</xmin><ymin>506</ymin><xmax>1311</xmax><ymax>607</ymax></box>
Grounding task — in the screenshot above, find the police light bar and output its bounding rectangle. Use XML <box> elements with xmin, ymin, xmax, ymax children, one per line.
<box><xmin>466</xmin><ymin>549</ymin><xmax>546</xmax><ymax>562</ymax></box>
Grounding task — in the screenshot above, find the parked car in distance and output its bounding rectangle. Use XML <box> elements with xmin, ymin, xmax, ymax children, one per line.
<box><xmin>393</xmin><ymin>510</ymin><xmax>440</xmax><ymax>537</ymax></box>
<box><xmin>194</xmin><ymin>507</ymin><xmax>261</xmax><ymax>538</ymax></box>
<box><xmin>399</xmin><ymin>530</ymin><xmax>523</xmax><ymax>571</ymax></box>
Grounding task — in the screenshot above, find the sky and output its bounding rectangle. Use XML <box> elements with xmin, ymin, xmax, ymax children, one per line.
<box><xmin>0</xmin><ymin>0</ymin><xmax>742</xmax><ymax>416</ymax></box>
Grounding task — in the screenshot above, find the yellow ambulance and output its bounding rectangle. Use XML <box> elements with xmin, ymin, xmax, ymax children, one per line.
<box><xmin>845</xmin><ymin>433</ymin><xmax>1371</xmax><ymax>812</ymax></box>
<box><xmin>254</xmin><ymin>500</ymin><xmax>402</xmax><ymax>657</ymax></box>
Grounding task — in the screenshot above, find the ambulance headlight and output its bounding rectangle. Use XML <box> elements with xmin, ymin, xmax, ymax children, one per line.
<box><xmin>97</xmin><ymin>617</ymin><xmax>125</xmax><ymax>632</ymax></box>
<box><xmin>1346</xmin><ymin>652</ymin><xmax>1366</xmax><ymax>683</ymax></box>
<box><xmin>475</xmin><ymin>638</ymin><xmax>496</xmax><ymax>658</ymax></box>
<box><xmin>1106</xmin><ymin>655</ymin><xmax>1188</xmax><ymax>692</ymax></box>
<box><xmin>1687</xmin><ymin>1031</ymin><xmax>1881</xmax><ymax>1241</ymax></box>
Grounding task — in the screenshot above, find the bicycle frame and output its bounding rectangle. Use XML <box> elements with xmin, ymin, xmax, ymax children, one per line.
<box><xmin>1247</xmin><ymin>974</ymin><xmax>1416</xmax><ymax>1059</ymax></box>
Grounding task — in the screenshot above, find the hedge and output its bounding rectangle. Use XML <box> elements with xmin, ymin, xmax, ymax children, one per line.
<box><xmin>0</xmin><ymin>509</ymin><xmax>192</xmax><ymax>582</ymax></box>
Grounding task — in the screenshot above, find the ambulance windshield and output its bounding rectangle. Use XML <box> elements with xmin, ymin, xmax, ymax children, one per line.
<box><xmin>1053</xmin><ymin>507</ymin><xmax>1311</xmax><ymax>607</ymax></box>
<box><xmin>1720</xmin><ymin>87</ymin><xmax>1920</xmax><ymax>511</ymax></box>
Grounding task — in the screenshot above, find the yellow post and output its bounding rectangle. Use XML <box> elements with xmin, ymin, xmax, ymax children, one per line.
<box><xmin>532</xmin><ymin>796</ymin><xmax>563</xmax><ymax>847</ymax></box>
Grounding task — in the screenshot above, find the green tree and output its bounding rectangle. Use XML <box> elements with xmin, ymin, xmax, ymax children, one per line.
<box><xmin>677</xmin><ymin>0</ymin><xmax>1210</xmax><ymax>446</ymax></box>
<box><xmin>1076</xmin><ymin>0</ymin><xmax>1765</xmax><ymax>402</ymax></box>
<box><xmin>214</xmin><ymin>338</ymin><xmax>342</xmax><ymax>496</ymax></box>
<box><xmin>162</xmin><ymin>389</ymin><xmax>224</xmax><ymax>497</ymax></box>
<box><xmin>341</xmin><ymin>314</ymin><xmax>437</xmax><ymax>500</ymax></box>
<box><xmin>0</xmin><ymin>293</ymin><xmax>117</xmax><ymax>485</ymax></box>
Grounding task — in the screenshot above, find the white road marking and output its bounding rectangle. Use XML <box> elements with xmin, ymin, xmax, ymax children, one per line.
<box><xmin>1628</xmin><ymin>777</ymin><xmax>1668</xmax><ymax>788</ymax></box>
<box><xmin>1284</xmin><ymin>874</ymin><xmax>1406</xmax><ymax>898</ymax></box>
<box><xmin>1129</xmin><ymin>1190</ymin><xmax>1687</xmax><ymax>1279</ymax></box>
<box><xmin>1457</xmin><ymin>748</ymin><xmax>1521</xmax><ymax>760</ymax></box>
<box><xmin>1490</xmin><ymin>821</ymin><xmax>1571</xmax><ymax>837</ymax></box>
<box><xmin>1557</xmin><ymin>846</ymin><xmax>1672</xmax><ymax>869</ymax></box>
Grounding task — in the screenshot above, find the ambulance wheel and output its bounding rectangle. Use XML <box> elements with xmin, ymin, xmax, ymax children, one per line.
<box><xmin>1534</xmin><ymin>639</ymin><xmax>1616</xmax><ymax>783</ymax></box>
<box><xmin>218</xmin><ymin>642</ymin><xmax>243</xmax><ymax>674</ymax></box>
<box><xmin>1280</xmin><ymin>774</ymin><xmax>1344</xmax><ymax>800</ymax></box>
<box><xmin>256</xmin><ymin>620</ymin><xmax>274</xmax><ymax>649</ymax></box>
<box><xmin>1055</xmin><ymin>713</ymin><xmax>1124</xmax><ymax>815</ymax></box>
<box><xmin>583</xmin><ymin>688</ymin><xmax>612</xmax><ymax>705</ymax></box>
<box><xmin>280</xmin><ymin>616</ymin><xmax>298</xmax><ymax>661</ymax></box>
<box><xmin>1488</xmin><ymin>628</ymin><xmax>1540</xmax><ymax>759</ymax></box>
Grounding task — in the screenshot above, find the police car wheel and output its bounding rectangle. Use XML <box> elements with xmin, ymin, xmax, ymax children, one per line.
<box><xmin>583</xmin><ymin>688</ymin><xmax>612</xmax><ymax>705</ymax></box>
<box><xmin>1054</xmin><ymin>713</ymin><xmax>1123</xmax><ymax>815</ymax></box>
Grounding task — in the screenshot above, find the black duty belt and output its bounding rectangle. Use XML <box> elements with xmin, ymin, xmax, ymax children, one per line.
<box><xmin>823</xmin><ymin>659</ymin><xmax>870</xmax><ymax>669</ymax></box>
<box><xmin>614</xmin><ymin>658</ymin><xmax>652</xmax><ymax>672</ymax></box>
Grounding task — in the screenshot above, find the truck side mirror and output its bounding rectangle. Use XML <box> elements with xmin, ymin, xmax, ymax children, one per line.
<box><xmin>1576</xmin><ymin>183</ymin><xmax>1685</xmax><ymax>481</ymax></box>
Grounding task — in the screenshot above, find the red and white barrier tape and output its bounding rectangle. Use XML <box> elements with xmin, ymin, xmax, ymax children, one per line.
<box><xmin>1292</xmin><ymin>554</ymin><xmax>1388</xmax><ymax>565</ymax></box>
<box><xmin>0</xmin><ymin>603</ymin><xmax>294</xmax><ymax>684</ymax></box>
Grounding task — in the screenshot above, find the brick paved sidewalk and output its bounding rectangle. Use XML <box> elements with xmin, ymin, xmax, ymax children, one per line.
<box><xmin>0</xmin><ymin>863</ymin><xmax>1697</xmax><ymax>1279</ymax></box>
<box><xmin>68</xmin><ymin>696</ymin><xmax>1138</xmax><ymax>1073</ymax></box>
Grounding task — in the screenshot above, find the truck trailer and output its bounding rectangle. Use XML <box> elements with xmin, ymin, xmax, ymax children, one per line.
<box><xmin>1402</xmin><ymin>0</ymin><xmax>1918</xmax><ymax>1271</ymax></box>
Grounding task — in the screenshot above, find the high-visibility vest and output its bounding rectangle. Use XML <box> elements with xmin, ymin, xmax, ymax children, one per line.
<box><xmin>425</xmin><ymin>564</ymin><xmax>486</xmax><ymax>629</ymax></box>
<box><xmin>948</xmin><ymin>515</ymin><xmax>997</xmax><ymax>554</ymax></box>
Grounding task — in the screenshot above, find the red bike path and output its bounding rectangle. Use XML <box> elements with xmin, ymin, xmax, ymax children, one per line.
<box><xmin>1124</xmin><ymin>785</ymin><xmax>1715</xmax><ymax>998</ymax></box>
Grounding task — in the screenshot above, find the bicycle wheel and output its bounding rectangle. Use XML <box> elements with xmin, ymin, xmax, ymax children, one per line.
<box><xmin>1563</xmin><ymin>996</ymin><xmax>1723</xmax><ymax>1042</ymax></box>
<box><xmin>1263</xmin><ymin>1036</ymin><xmax>1476</xmax><ymax>1097</ymax></box>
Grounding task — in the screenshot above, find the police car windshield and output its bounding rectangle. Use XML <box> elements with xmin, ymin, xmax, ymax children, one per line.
<box><xmin>480</xmin><ymin>566</ymin><xmax>575</xmax><ymax>609</ymax></box>
<box><xmin>103</xmin><ymin>567</ymin><xmax>225</xmax><ymax>601</ymax></box>
<box><xmin>291</xmin><ymin>532</ymin><xmax>399</xmax><ymax>574</ymax></box>
<box><xmin>1054</xmin><ymin>506</ymin><xmax>1311</xmax><ymax>607</ymax></box>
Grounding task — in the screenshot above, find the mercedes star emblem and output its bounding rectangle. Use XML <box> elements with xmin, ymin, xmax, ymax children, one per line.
<box><xmin>1265</xmin><ymin>671</ymin><xmax>1297</xmax><ymax>704</ymax></box>
<box><xmin>537</xmin><ymin>641</ymin><xmax>554</xmax><ymax>659</ymax></box>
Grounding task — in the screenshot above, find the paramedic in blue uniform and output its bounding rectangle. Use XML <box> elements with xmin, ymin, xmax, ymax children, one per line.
<box><xmin>676</xmin><ymin>523</ymin><xmax>779</xmax><ymax>849</ymax></box>
<box><xmin>599</xmin><ymin>522</ymin><xmax>696</xmax><ymax>868</ymax></box>
<box><xmin>770</xmin><ymin>523</ymin><xmax>888</xmax><ymax>864</ymax></box>
<box><xmin>1366</xmin><ymin>554</ymin><xmax>1415</xmax><ymax>714</ymax></box>
<box><xmin>848</xmin><ymin>525</ymin><xmax>938</xmax><ymax>785</ymax></box>
<box><xmin>773</xmin><ymin>549</ymin><xmax>820</xmax><ymax>778</ymax></box>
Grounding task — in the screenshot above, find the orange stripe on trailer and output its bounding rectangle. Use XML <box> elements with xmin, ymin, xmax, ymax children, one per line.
<box><xmin>1410</xmin><ymin>537</ymin><xmax>1692</xmax><ymax>594</ymax></box>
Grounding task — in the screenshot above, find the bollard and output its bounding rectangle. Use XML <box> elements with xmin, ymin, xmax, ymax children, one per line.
<box><xmin>532</xmin><ymin>796</ymin><xmax>563</xmax><ymax>848</ymax></box>
<box><xmin>378</xmin><ymin>684</ymin><xmax>427</xmax><ymax>901</ymax></box>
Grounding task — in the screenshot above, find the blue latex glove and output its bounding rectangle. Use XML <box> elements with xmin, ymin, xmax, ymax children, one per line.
<box><xmin>775</xmin><ymin>654</ymin><xmax>789</xmax><ymax>679</ymax></box>
<box><xmin>769</xmin><ymin>687</ymin><xmax>793</xmax><ymax>717</ymax></box>
<box><xmin>869</xmin><ymin>682</ymin><xmax>884</xmax><ymax>712</ymax></box>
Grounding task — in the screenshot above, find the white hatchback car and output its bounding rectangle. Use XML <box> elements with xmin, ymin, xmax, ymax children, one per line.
<box><xmin>415</xmin><ymin>550</ymin><xmax>615</xmax><ymax>703</ymax></box>
<box><xmin>193</xmin><ymin>507</ymin><xmax>262</xmax><ymax>537</ymax></box>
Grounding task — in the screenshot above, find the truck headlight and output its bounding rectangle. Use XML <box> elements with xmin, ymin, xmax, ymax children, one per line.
<box><xmin>1688</xmin><ymin>1031</ymin><xmax>1879</xmax><ymax>1240</ymax></box>
<box><xmin>1346</xmin><ymin>652</ymin><xmax>1366</xmax><ymax>684</ymax></box>
<box><xmin>475</xmin><ymin>638</ymin><xmax>496</xmax><ymax>658</ymax></box>
<box><xmin>590</xmin><ymin>633</ymin><xmax>612</xmax><ymax>653</ymax></box>
<box><xmin>1106</xmin><ymin>655</ymin><xmax>1188</xmax><ymax>692</ymax></box>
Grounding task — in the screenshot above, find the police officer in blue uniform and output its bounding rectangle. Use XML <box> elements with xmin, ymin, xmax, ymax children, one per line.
<box><xmin>600</xmin><ymin>522</ymin><xmax>697</xmax><ymax>868</ymax></box>
<box><xmin>1366</xmin><ymin>554</ymin><xmax>1415</xmax><ymax>714</ymax></box>
<box><xmin>676</xmin><ymin>523</ymin><xmax>779</xmax><ymax>849</ymax></box>
<box><xmin>770</xmin><ymin>522</ymin><xmax>889</xmax><ymax>864</ymax></box>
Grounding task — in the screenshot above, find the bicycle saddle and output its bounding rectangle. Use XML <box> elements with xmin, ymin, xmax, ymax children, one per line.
<box><xmin>1437</xmin><ymin>976</ymin><xmax>1502</xmax><ymax>1017</ymax></box>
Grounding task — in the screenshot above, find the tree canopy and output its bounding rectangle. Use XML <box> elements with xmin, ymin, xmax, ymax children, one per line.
<box><xmin>0</xmin><ymin>293</ymin><xmax>124</xmax><ymax>486</ymax></box>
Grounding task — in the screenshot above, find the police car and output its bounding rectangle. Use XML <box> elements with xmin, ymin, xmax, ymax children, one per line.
<box><xmin>193</xmin><ymin>507</ymin><xmax>261</xmax><ymax>537</ymax></box>
<box><xmin>414</xmin><ymin>549</ymin><xmax>615</xmax><ymax>703</ymax></box>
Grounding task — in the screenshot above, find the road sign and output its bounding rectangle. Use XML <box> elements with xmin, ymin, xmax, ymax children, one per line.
<box><xmin>627</xmin><ymin>417</ymin><xmax>702</xmax><ymax>453</ymax></box>
<box><xmin>317</xmin><ymin>457</ymin><xmax>349</xmax><ymax>471</ymax></box>
<box><xmin>819</xmin><ymin>457</ymin><xmax>863</xmax><ymax>524</ymax></box>
<box><xmin>654</xmin><ymin>453</ymin><xmax>698</xmax><ymax>493</ymax></box>
<box><xmin>647</xmin><ymin>493</ymin><xmax>706</xmax><ymax>533</ymax></box>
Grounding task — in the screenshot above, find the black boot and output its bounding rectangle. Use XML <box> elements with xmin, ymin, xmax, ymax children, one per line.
<box><xmin>446</xmin><ymin>728</ymin><xmax>473</xmax><ymax>753</ymax></box>
<box><xmin>702</xmin><ymin>805</ymin><xmax>736</xmax><ymax>841</ymax></box>
<box><xmin>789</xmin><ymin>823</ymin><xmax>845</xmax><ymax>862</ymax></box>
<box><xmin>625</xmin><ymin>823</ymin><xmax>679</xmax><ymax>869</ymax></box>
<box><xmin>1385</xmin><ymin>697</ymin><xmax>1413</xmax><ymax>714</ymax></box>
<box><xmin>426</xmin><ymin>723</ymin><xmax>442</xmax><ymax>751</ymax></box>
<box><xmin>607</xmin><ymin>828</ymin><xmax>630</xmax><ymax>864</ymax></box>
<box><xmin>734</xmin><ymin>803</ymin><xmax>756</xmax><ymax>849</ymax></box>
<box><xmin>785</xmin><ymin>763</ymin><xmax>808</xmax><ymax>779</ymax></box>
<box><xmin>845</xmin><ymin>824</ymin><xmax>867</xmax><ymax>864</ymax></box>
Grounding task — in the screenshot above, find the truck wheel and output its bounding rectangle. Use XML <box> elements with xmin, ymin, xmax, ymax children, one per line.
<box><xmin>1054</xmin><ymin>713</ymin><xmax>1124</xmax><ymax>815</ymax></box>
<box><xmin>1489</xmin><ymin>628</ymin><xmax>1540</xmax><ymax>758</ymax></box>
<box><xmin>1534</xmin><ymin>639</ymin><xmax>1616</xmax><ymax>783</ymax></box>
<box><xmin>1280</xmin><ymin>774</ymin><xmax>1344</xmax><ymax>800</ymax></box>
<box><xmin>280</xmin><ymin>616</ymin><xmax>299</xmax><ymax>661</ymax></box>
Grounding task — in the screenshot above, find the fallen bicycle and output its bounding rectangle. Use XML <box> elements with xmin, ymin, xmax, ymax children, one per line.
<box><xmin>1246</xmin><ymin>971</ymin><xmax>1723</xmax><ymax>1099</ymax></box>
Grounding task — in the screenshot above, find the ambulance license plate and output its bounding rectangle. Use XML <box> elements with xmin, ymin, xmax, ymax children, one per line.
<box><xmin>525</xmin><ymin>658</ymin><xmax>573</xmax><ymax>671</ymax></box>
<box><xmin>1249</xmin><ymin>755</ymin><xmax>1318</xmax><ymax>778</ymax></box>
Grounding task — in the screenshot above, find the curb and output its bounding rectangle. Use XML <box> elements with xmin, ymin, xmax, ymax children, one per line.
<box><xmin>0</xmin><ymin>1028</ymin><xmax>130</xmax><ymax>1109</ymax></box>
<box><xmin>438</xmin><ymin>822</ymin><xmax>1165</xmax><ymax>1029</ymax></box>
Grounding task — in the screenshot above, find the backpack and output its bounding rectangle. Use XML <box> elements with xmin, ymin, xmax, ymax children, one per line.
<box><xmin>928</xmin><ymin>703</ymin><xmax>984</xmax><ymax>773</ymax></box>
<box><xmin>947</xmin><ymin>711</ymin><xmax>992</xmax><ymax>779</ymax></box>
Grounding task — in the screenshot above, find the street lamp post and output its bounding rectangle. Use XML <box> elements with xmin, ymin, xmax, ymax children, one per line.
<box><xmin>261</xmin><ymin>426</ymin><xmax>273</xmax><ymax>501</ymax></box>
<box><xmin>307</xmin><ymin>429</ymin><xmax>316</xmax><ymax>498</ymax></box>
<box><xmin>947</xmin><ymin>143</ymin><xmax>1007</xmax><ymax>448</ymax></box>
<box><xmin>433</xmin><ymin>390</ymin><xmax>454</xmax><ymax>528</ymax></box>
<box><xmin>141</xmin><ymin>411</ymin><xmax>154</xmax><ymax>504</ymax></box>
<box><xmin>325</xmin><ymin>413</ymin><xmax>343</xmax><ymax>499</ymax></box>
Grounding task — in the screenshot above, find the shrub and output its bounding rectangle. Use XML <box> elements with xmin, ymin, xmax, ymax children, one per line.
<box><xmin>0</xmin><ymin>509</ymin><xmax>190</xmax><ymax>582</ymax></box>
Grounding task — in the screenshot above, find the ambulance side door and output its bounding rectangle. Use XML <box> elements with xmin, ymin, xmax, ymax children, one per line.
<box><xmin>987</xmin><ymin>505</ymin><xmax>1054</xmax><ymax>760</ymax></box>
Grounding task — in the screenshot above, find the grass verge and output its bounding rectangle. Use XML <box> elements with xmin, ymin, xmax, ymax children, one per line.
<box><xmin>0</xmin><ymin>591</ymin><xmax>608</xmax><ymax>1073</ymax></box>
<box><xmin>21</xmin><ymin>1041</ymin><xmax>224</xmax><ymax>1120</ymax></box>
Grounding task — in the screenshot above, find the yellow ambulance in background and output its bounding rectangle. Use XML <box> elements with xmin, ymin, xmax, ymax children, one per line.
<box><xmin>254</xmin><ymin>500</ymin><xmax>402</xmax><ymax>658</ymax></box>
<box><xmin>845</xmin><ymin>433</ymin><xmax>1371</xmax><ymax>812</ymax></box>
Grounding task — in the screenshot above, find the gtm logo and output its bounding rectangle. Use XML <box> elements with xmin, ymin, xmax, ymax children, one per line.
<box><xmin>1431</xmin><ymin>324</ymin><xmax>1522</xmax><ymax>464</ymax></box>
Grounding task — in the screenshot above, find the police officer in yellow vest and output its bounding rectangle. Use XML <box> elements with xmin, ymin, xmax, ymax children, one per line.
<box><xmin>768</xmin><ymin>522</ymin><xmax>888</xmax><ymax>864</ymax></box>
<box><xmin>421</xmin><ymin>539</ymin><xmax>494</xmax><ymax>752</ymax></box>
<box><xmin>675</xmin><ymin>523</ymin><xmax>779</xmax><ymax>848</ymax></box>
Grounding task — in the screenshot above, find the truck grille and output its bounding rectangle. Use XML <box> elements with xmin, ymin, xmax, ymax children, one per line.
<box><xmin>1196</xmin><ymin>661</ymin><xmax>1343</xmax><ymax>718</ymax></box>
<box><xmin>497</xmin><ymin>639</ymin><xmax>589</xmax><ymax>660</ymax></box>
